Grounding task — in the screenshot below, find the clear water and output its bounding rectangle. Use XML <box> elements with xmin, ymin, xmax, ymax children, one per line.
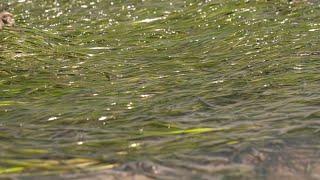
<box><xmin>1</xmin><ymin>0</ymin><xmax>320</xmax><ymax>179</ymax></box>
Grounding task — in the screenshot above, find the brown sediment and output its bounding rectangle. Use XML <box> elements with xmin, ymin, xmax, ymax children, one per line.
<box><xmin>0</xmin><ymin>19</ymin><xmax>3</xmax><ymax>30</ymax></box>
<box><xmin>238</xmin><ymin>146</ymin><xmax>320</xmax><ymax>179</ymax></box>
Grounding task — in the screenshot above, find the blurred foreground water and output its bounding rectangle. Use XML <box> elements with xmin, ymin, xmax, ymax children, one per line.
<box><xmin>1</xmin><ymin>0</ymin><xmax>320</xmax><ymax>179</ymax></box>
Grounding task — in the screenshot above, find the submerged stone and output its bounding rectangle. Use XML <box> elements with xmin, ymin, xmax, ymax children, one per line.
<box><xmin>0</xmin><ymin>11</ymin><xmax>14</xmax><ymax>30</ymax></box>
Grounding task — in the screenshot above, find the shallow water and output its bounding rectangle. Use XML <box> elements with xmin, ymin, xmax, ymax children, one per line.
<box><xmin>1</xmin><ymin>0</ymin><xmax>320</xmax><ymax>179</ymax></box>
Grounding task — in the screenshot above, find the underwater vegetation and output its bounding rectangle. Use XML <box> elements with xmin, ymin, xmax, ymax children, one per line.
<box><xmin>1</xmin><ymin>0</ymin><xmax>320</xmax><ymax>179</ymax></box>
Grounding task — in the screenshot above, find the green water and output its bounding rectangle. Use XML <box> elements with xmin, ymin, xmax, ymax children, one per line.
<box><xmin>1</xmin><ymin>0</ymin><xmax>320</xmax><ymax>179</ymax></box>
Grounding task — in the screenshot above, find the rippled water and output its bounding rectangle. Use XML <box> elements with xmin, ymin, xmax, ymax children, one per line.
<box><xmin>1</xmin><ymin>0</ymin><xmax>320</xmax><ymax>179</ymax></box>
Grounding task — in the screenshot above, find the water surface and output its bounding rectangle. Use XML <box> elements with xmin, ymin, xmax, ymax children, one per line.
<box><xmin>1</xmin><ymin>0</ymin><xmax>320</xmax><ymax>179</ymax></box>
